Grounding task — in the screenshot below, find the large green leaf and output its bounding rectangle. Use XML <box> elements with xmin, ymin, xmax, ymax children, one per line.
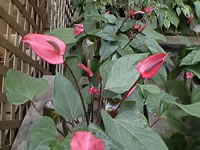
<box><xmin>192</xmin><ymin>86</ymin><xmax>200</xmax><ymax>103</ymax></box>
<box><xmin>101</xmin><ymin>54</ymin><xmax>148</xmax><ymax>93</ymax></box>
<box><xmin>89</xmin><ymin>123</ymin><xmax>125</xmax><ymax>150</ymax></box>
<box><xmin>48</xmin><ymin>28</ymin><xmax>77</xmax><ymax>44</ymax></box>
<box><xmin>194</xmin><ymin>1</ymin><xmax>200</xmax><ymax>18</ymax></box>
<box><xmin>144</xmin><ymin>38</ymin><xmax>166</xmax><ymax>54</ymax></box>
<box><xmin>27</xmin><ymin>116</ymin><xmax>69</xmax><ymax>150</ymax></box>
<box><xmin>100</xmin><ymin>39</ymin><xmax>119</xmax><ymax>61</ymax></box>
<box><xmin>53</xmin><ymin>73</ymin><xmax>84</xmax><ymax>121</ymax></box>
<box><xmin>5</xmin><ymin>69</ymin><xmax>48</xmax><ymax>105</ymax></box>
<box><xmin>101</xmin><ymin>110</ymin><xmax>168</xmax><ymax>150</ymax></box>
<box><xmin>143</xmin><ymin>26</ymin><xmax>166</xmax><ymax>41</ymax></box>
<box><xmin>180</xmin><ymin>50</ymin><xmax>200</xmax><ymax>66</ymax></box>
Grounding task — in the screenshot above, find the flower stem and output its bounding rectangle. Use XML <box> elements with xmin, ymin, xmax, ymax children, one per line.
<box><xmin>64</xmin><ymin>62</ymin><xmax>89</xmax><ymax>126</ymax></box>
<box><xmin>96</xmin><ymin>82</ymin><xmax>104</xmax><ymax>123</ymax></box>
<box><xmin>113</xmin><ymin>75</ymin><xmax>141</xmax><ymax>116</ymax></box>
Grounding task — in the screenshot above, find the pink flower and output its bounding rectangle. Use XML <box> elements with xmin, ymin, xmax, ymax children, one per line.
<box><xmin>136</xmin><ymin>53</ymin><xmax>168</xmax><ymax>79</ymax></box>
<box><xmin>89</xmin><ymin>87</ymin><xmax>99</xmax><ymax>95</ymax></box>
<box><xmin>144</xmin><ymin>6</ymin><xmax>154</xmax><ymax>14</ymax></box>
<box><xmin>186</xmin><ymin>72</ymin><xmax>194</xmax><ymax>79</ymax></box>
<box><xmin>105</xmin><ymin>11</ymin><xmax>110</xmax><ymax>14</ymax></box>
<box><xmin>73</xmin><ymin>24</ymin><xmax>84</xmax><ymax>36</ymax></box>
<box><xmin>22</xmin><ymin>34</ymin><xmax>66</xmax><ymax>64</ymax></box>
<box><xmin>70</xmin><ymin>131</ymin><xmax>105</xmax><ymax>150</ymax></box>
<box><xmin>134</xmin><ymin>24</ymin><xmax>141</xmax><ymax>30</ymax></box>
<box><xmin>129</xmin><ymin>8</ymin><xmax>145</xmax><ymax>19</ymax></box>
<box><xmin>187</xmin><ymin>13</ymin><xmax>193</xmax><ymax>24</ymax></box>
<box><xmin>77</xmin><ymin>64</ymin><xmax>94</xmax><ymax>77</ymax></box>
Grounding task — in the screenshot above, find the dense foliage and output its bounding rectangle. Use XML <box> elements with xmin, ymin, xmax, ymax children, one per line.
<box><xmin>5</xmin><ymin>1</ymin><xmax>200</xmax><ymax>150</ymax></box>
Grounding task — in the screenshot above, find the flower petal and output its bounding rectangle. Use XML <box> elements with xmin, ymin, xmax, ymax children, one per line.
<box><xmin>70</xmin><ymin>131</ymin><xmax>105</xmax><ymax>150</ymax></box>
<box><xmin>89</xmin><ymin>87</ymin><xmax>99</xmax><ymax>95</ymax></box>
<box><xmin>78</xmin><ymin>64</ymin><xmax>94</xmax><ymax>77</ymax></box>
<box><xmin>73</xmin><ymin>24</ymin><xmax>84</xmax><ymax>36</ymax></box>
<box><xmin>136</xmin><ymin>53</ymin><xmax>168</xmax><ymax>79</ymax></box>
<box><xmin>22</xmin><ymin>34</ymin><xmax>66</xmax><ymax>64</ymax></box>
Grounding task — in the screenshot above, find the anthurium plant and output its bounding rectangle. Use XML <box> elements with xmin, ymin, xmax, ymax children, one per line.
<box><xmin>5</xmin><ymin>1</ymin><xmax>200</xmax><ymax>150</ymax></box>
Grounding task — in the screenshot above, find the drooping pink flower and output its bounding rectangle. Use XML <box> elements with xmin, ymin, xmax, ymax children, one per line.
<box><xmin>89</xmin><ymin>87</ymin><xmax>99</xmax><ymax>95</ymax></box>
<box><xmin>22</xmin><ymin>34</ymin><xmax>66</xmax><ymax>64</ymax></box>
<box><xmin>186</xmin><ymin>72</ymin><xmax>194</xmax><ymax>79</ymax></box>
<box><xmin>77</xmin><ymin>63</ymin><xmax>94</xmax><ymax>77</ymax></box>
<box><xmin>136</xmin><ymin>53</ymin><xmax>168</xmax><ymax>79</ymax></box>
<box><xmin>70</xmin><ymin>131</ymin><xmax>105</xmax><ymax>150</ymax></box>
<box><xmin>73</xmin><ymin>24</ymin><xmax>84</xmax><ymax>36</ymax></box>
<box><xmin>129</xmin><ymin>8</ymin><xmax>145</xmax><ymax>19</ymax></box>
<box><xmin>187</xmin><ymin>13</ymin><xmax>193</xmax><ymax>24</ymax></box>
<box><xmin>144</xmin><ymin>6</ymin><xmax>154</xmax><ymax>14</ymax></box>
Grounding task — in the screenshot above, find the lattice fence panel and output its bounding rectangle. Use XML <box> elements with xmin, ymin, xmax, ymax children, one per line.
<box><xmin>0</xmin><ymin>0</ymin><xmax>51</xmax><ymax>149</ymax></box>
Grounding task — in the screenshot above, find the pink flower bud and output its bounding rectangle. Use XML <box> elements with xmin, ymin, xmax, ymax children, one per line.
<box><xmin>187</xmin><ymin>13</ymin><xmax>193</xmax><ymax>24</ymax></box>
<box><xmin>89</xmin><ymin>87</ymin><xmax>99</xmax><ymax>95</ymax></box>
<box><xmin>129</xmin><ymin>8</ymin><xmax>135</xmax><ymax>19</ymax></box>
<box><xmin>77</xmin><ymin>64</ymin><xmax>94</xmax><ymax>77</ymax></box>
<box><xmin>136</xmin><ymin>53</ymin><xmax>168</xmax><ymax>79</ymax></box>
<box><xmin>186</xmin><ymin>72</ymin><xmax>194</xmax><ymax>79</ymax></box>
<box><xmin>144</xmin><ymin>6</ymin><xmax>154</xmax><ymax>14</ymax></box>
<box><xmin>22</xmin><ymin>34</ymin><xmax>66</xmax><ymax>64</ymax></box>
<box><xmin>70</xmin><ymin>131</ymin><xmax>105</xmax><ymax>150</ymax></box>
<box><xmin>73</xmin><ymin>24</ymin><xmax>84</xmax><ymax>36</ymax></box>
<box><xmin>105</xmin><ymin>11</ymin><xmax>110</xmax><ymax>14</ymax></box>
<box><xmin>134</xmin><ymin>24</ymin><xmax>141</xmax><ymax>30</ymax></box>
<box><xmin>138</xmin><ymin>23</ymin><xmax>148</xmax><ymax>33</ymax></box>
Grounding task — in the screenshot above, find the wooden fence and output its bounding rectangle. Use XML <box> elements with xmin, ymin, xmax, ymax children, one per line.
<box><xmin>0</xmin><ymin>0</ymin><xmax>51</xmax><ymax>149</ymax></box>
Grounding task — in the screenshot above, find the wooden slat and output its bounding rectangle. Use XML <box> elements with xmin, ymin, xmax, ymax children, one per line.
<box><xmin>0</xmin><ymin>145</ymin><xmax>12</xmax><ymax>150</ymax></box>
<box><xmin>11</xmin><ymin>0</ymin><xmax>42</xmax><ymax>33</ymax></box>
<box><xmin>29</xmin><ymin>0</ymin><xmax>44</xmax><ymax>19</ymax></box>
<box><xmin>0</xmin><ymin>6</ymin><xmax>26</xmax><ymax>36</ymax></box>
<box><xmin>0</xmin><ymin>120</ymin><xmax>21</xmax><ymax>130</ymax></box>
<box><xmin>158</xmin><ymin>35</ymin><xmax>200</xmax><ymax>46</ymax></box>
<box><xmin>0</xmin><ymin>35</ymin><xmax>51</xmax><ymax>75</ymax></box>
<box><xmin>0</xmin><ymin>93</ymin><xmax>7</xmax><ymax>103</ymax></box>
<box><xmin>0</xmin><ymin>65</ymin><xmax>9</xmax><ymax>76</ymax></box>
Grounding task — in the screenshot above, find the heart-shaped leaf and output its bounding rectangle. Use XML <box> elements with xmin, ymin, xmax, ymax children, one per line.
<box><xmin>5</xmin><ymin>69</ymin><xmax>48</xmax><ymax>105</ymax></box>
<box><xmin>53</xmin><ymin>73</ymin><xmax>84</xmax><ymax>121</ymax></box>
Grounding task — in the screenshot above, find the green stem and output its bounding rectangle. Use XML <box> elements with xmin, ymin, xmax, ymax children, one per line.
<box><xmin>64</xmin><ymin>62</ymin><xmax>89</xmax><ymax>126</ymax></box>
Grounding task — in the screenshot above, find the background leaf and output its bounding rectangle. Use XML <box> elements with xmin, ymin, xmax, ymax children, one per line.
<box><xmin>5</xmin><ymin>69</ymin><xmax>48</xmax><ymax>105</ymax></box>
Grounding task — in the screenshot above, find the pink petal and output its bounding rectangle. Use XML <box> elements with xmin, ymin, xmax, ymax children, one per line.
<box><xmin>70</xmin><ymin>131</ymin><xmax>105</xmax><ymax>150</ymax></box>
<box><xmin>74</xmin><ymin>24</ymin><xmax>84</xmax><ymax>36</ymax></box>
<box><xmin>105</xmin><ymin>11</ymin><xmax>110</xmax><ymax>14</ymax></box>
<box><xmin>22</xmin><ymin>34</ymin><xmax>66</xmax><ymax>64</ymax></box>
<box><xmin>134</xmin><ymin>24</ymin><xmax>141</xmax><ymax>30</ymax></box>
<box><xmin>89</xmin><ymin>87</ymin><xmax>99</xmax><ymax>95</ymax></box>
<box><xmin>186</xmin><ymin>72</ymin><xmax>194</xmax><ymax>79</ymax></box>
<box><xmin>77</xmin><ymin>64</ymin><xmax>94</xmax><ymax>77</ymax></box>
<box><xmin>136</xmin><ymin>53</ymin><xmax>168</xmax><ymax>79</ymax></box>
<box><xmin>129</xmin><ymin>8</ymin><xmax>135</xmax><ymax>19</ymax></box>
<box><xmin>144</xmin><ymin>6</ymin><xmax>154</xmax><ymax>14</ymax></box>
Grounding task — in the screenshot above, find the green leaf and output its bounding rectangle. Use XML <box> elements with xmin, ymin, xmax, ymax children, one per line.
<box><xmin>180</xmin><ymin>50</ymin><xmax>200</xmax><ymax>66</ymax></box>
<box><xmin>150</xmin><ymin>66</ymin><xmax>167</xmax><ymax>87</ymax></box>
<box><xmin>139</xmin><ymin>84</ymin><xmax>161</xmax><ymax>98</ymax></box>
<box><xmin>81</xmin><ymin>85</ymin><xmax>91</xmax><ymax>104</ymax></box>
<box><xmin>178</xmin><ymin>35</ymin><xmax>193</xmax><ymax>47</ymax></box>
<box><xmin>101</xmin><ymin>110</ymin><xmax>168</xmax><ymax>150</ymax></box>
<box><xmin>89</xmin><ymin>123</ymin><xmax>125</xmax><ymax>150</ymax></box>
<box><xmin>53</xmin><ymin>73</ymin><xmax>84</xmax><ymax>121</ymax></box>
<box><xmin>100</xmin><ymin>40</ymin><xmax>119</xmax><ymax>61</ymax></box>
<box><xmin>144</xmin><ymin>38</ymin><xmax>166</xmax><ymax>54</ymax></box>
<box><xmin>104</xmin><ymin>14</ymin><xmax>116</xmax><ymax>24</ymax></box>
<box><xmin>143</xmin><ymin>26</ymin><xmax>166</xmax><ymax>41</ymax></box>
<box><xmin>95</xmin><ymin>24</ymin><xmax>118</xmax><ymax>41</ymax></box>
<box><xmin>174</xmin><ymin>102</ymin><xmax>200</xmax><ymax>118</ymax></box>
<box><xmin>102</xmin><ymin>54</ymin><xmax>148</xmax><ymax>93</ymax></box>
<box><xmin>27</xmin><ymin>116</ymin><xmax>57</xmax><ymax>150</ymax></box>
<box><xmin>5</xmin><ymin>69</ymin><xmax>48</xmax><ymax>105</ymax></box>
<box><xmin>119</xmin><ymin>18</ymin><xmax>136</xmax><ymax>32</ymax></box>
<box><xmin>194</xmin><ymin>1</ymin><xmax>200</xmax><ymax>18</ymax></box>
<box><xmin>64</xmin><ymin>56</ymin><xmax>82</xmax><ymax>87</ymax></box>
<box><xmin>48</xmin><ymin>28</ymin><xmax>77</xmax><ymax>44</ymax></box>
<box><xmin>72</xmin><ymin>122</ymin><xmax>88</xmax><ymax>133</ymax></box>
<box><xmin>162</xmin><ymin>110</ymin><xmax>186</xmax><ymax>132</ymax></box>
<box><xmin>192</xmin><ymin>86</ymin><xmax>200</xmax><ymax>103</ymax></box>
